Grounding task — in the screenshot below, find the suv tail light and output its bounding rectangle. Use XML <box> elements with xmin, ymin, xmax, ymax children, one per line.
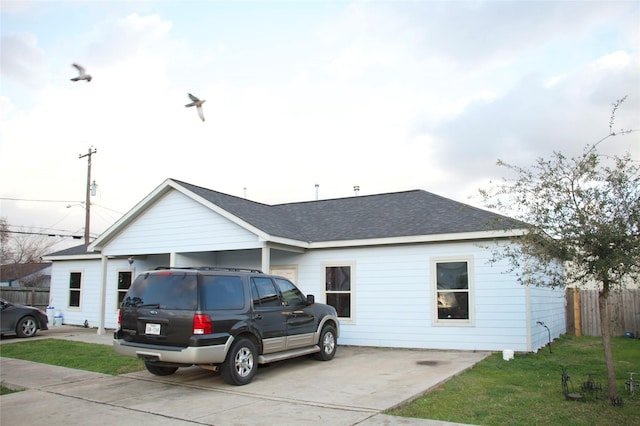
<box><xmin>193</xmin><ymin>314</ymin><xmax>212</xmax><ymax>335</ymax></box>
<box><xmin>117</xmin><ymin>309</ymin><xmax>122</xmax><ymax>326</ymax></box>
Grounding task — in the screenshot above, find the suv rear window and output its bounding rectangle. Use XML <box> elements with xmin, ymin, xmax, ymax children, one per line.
<box><xmin>201</xmin><ymin>275</ymin><xmax>244</xmax><ymax>310</ymax></box>
<box><xmin>123</xmin><ymin>272</ymin><xmax>197</xmax><ymax>310</ymax></box>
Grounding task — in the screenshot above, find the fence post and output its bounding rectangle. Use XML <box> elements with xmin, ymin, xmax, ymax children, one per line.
<box><xmin>573</xmin><ymin>288</ymin><xmax>581</xmax><ymax>337</ymax></box>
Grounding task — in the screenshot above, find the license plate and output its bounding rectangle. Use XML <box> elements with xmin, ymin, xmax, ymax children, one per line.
<box><xmin>145</xmin><ymin>323</ymin><xmax>161</xmax><ymax>335</ymax></box>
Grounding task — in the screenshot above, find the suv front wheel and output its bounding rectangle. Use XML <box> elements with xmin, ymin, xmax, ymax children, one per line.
<box><xmin>221</xmin><ymin>337</ymin><xmax>258</xmax><ymax>385</ymax></box>
<box><xmin>314</xmin><ymin>325</ymin><xmax>337</xmax><ymax>361</ymax></box>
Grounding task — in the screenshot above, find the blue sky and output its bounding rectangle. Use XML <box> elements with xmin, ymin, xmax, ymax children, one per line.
<box><xmin>1</xmin><ymin>0</ymin><xmax>639</xmax><ymax>251</ymax></box>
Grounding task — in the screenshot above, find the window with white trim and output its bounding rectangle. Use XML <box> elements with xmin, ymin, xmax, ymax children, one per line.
<box><xmin>434</xmin><ymin>259</ymin><xmax>472</xmax><ymax>322</ymax></box>
<box><xmin>325</xmin><ymin>265</ymin><xmax>352</xmax><ymax>319</ymax></box>
<box><xmin>117</xmin><ymin>271</ymin><xmax>133</xmax><ymax>307</ymax></box>
<box><xmin>69</xmin><ymin>272</ymin><xmax>82</xmax><ymax>308</ymax></box>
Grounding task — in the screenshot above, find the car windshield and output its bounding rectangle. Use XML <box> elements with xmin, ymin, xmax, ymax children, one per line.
<box><xmin>122</xmin><ymin>272</ymin><xmax>198</xmax><ymax>310</ymax></box>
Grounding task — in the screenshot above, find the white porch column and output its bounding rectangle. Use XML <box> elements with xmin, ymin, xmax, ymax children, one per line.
<box><xmin>97</xmin><ymin>255</ymin><xmax>108</xmax><ymax>335</ymax></box>
<box><xmin>261</xmin><ymin>246</ymin><xmax>270</xmax><ymax>274</ymax></box>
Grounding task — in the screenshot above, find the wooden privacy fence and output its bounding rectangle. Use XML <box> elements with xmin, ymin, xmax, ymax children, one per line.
<box><xmin>0</xmin><ymin>288</ymin><xmax>50</xmax><ymax>311</ymax></box>
<box><xmin>566</xmin><ymin>288</ymin><xmax>640</xmax><ymax>337</ymax></box>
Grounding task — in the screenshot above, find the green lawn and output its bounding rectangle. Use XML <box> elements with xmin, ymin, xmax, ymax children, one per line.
<box><xmin>1</xmin><ymin>336</ymin><xmax>638</xmax><ymax>425</ymax></box>
<box><xmin>0</xmin><ymin>339</ymin><xmax>144</xmax><ymax>375</ymax></box>
<box><xmin>388</xmin><ymin>335</ymin><xmax>640</xmax><ymax>425</ymax></box>
<box><xmin>0</xmin><ymin>384</ymin><xmax>21</xmax><ymax>395</ymax></box>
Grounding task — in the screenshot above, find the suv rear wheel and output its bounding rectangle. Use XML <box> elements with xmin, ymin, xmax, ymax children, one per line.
<box><xmin>314</xmin><ymin>325</ymin><xmax>337</xmax><ymax>361</ymax></box>
<box><xmin>145</xmin><ymin>362</ymin><xmax>178</xmax><ymax>376</ymax></box>
<box><xmin>221</xmin><ymin>337</ymin><xmax>257</xmax><ymax>385</ymax></box>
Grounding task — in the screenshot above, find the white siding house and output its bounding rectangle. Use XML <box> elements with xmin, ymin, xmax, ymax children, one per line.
<box><xmin>44</xmin><ymin>178</ymin><xmax>566</xmax><ymax>352</ymax></box>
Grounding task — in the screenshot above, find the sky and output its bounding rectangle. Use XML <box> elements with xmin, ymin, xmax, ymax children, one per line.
<box><xmin>1</xmin><ymin>0</ymin><xmax>639</xmax><ymax>253</ymax></box>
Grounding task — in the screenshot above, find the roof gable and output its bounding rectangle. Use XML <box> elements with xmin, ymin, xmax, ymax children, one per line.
<box><xmin>87</xmin><ymin>178</ymin><xmax>524</xmax><ymax>253</ymax></box>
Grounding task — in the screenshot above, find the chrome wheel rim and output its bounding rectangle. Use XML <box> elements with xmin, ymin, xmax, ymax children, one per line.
<box><xmin>235</xmin><ymin>347</ymin><xmax>254</xmax><ymax>377</ymax></box>
<box><xmin>21</xmin><ymin>318</ymin><xmax>37</xmax><ymax>337</ymax></box>
<box><xmin>322</xmin><ymin>331</ymin><xmax>335</xmax><ymax>354</ymax></box>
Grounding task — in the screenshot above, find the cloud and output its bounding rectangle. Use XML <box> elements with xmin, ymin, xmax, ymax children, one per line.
<box><xmin>1</xmin><ymin>1</ymin><xmax>638</xmax><ymax>240</ymax></box>
<box><xmin>85</xmin><ymin>13</ymin><xmax>173</xmax><ymax>66</ymax></box>
<box><xmin>0</xmin><ymin>96</ymin><xmax>15</xmax><ymax>118</ymax></box>
<box><xmin>429</xmin><ymin>49</ymin><xmax>640</xmax><ymax>195</ymax></box>
<box><xmin>0</xmin><ymin>32</ymin><xmax>47</xmax><ymax>88</ymax></box>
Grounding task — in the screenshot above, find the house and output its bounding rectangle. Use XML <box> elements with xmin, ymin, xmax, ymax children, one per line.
<box><xmin>44</xmin><ymin>178</ymin><xmax>566</xmax><ymax>352</ymax></box>
<box><xmin>0</xmin><ymin>262</ymin><xmax>52</xmax><ymax>288</ymax></box>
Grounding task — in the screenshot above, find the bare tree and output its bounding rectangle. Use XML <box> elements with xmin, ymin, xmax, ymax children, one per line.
<box><xmin>0</xmin><ymin>218</ymin><xmax>59</xmax><ymax>264</ymax></box>
<box><xmin>0</xmin><ymin>218</ymin><xmax>10</xmax><ymax>263</ymax></box>
<box><xmin>479</xmin><ymin>97</ymin><xmax>639</xmax><ymax>402</ymax></box>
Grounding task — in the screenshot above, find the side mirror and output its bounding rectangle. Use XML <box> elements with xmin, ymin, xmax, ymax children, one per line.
<box><xmin>306</xmin><ymin>294</ymin><xmax>315</xmax><ymax>305</ymax></box>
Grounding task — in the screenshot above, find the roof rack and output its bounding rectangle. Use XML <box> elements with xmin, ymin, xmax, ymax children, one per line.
<box><xmin>154</xmin><ymin>266</ymin><xmax>264</xmax><ymax>273</ymax></box>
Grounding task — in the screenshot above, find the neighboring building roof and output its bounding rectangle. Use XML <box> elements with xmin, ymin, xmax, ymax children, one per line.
<box><xmin>0</xmin><ymin>263</ymin><xmax>51</xmax><ymax>282</ymax></box>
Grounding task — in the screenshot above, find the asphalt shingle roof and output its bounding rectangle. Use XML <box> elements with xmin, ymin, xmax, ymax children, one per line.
<box><xmin>46</xmin><ymin>181</ymin><xmax>523</xmax><ymax>258</ymax></box>
<box><xmin>0</xmin><ymin>263</ymin><xmax>51</xmax><ymax>281</ymax></box>
<box><xmin>175</xmin><ymin>179</ymin><xmax>521</xmax><ymax>242</ymax></box>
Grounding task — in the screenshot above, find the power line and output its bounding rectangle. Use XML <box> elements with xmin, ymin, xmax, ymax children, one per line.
<box><xmin>4</xmin><ymin>230</ymin><xmax>83</xmax><ymax>239</ymax></box>
<box><xmin>0</xmin><ymin>197</ymin><xmax>83</xmax><ymax>203</ymax></box>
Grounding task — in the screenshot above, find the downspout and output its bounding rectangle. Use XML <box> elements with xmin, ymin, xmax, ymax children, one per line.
<box><xmin>525</xmin><ymin>283</ymin><xmax>532</xmax><ymax>351</ymax></box>
<box><xmin>524</xmin><ymin>257</ymin><xmax>533</xmax><ymax>352</ymax></box>
<box><xmin>97</xmin><ymin>255</ymin><xmax>108</xmax><ymax>335</ymax></box>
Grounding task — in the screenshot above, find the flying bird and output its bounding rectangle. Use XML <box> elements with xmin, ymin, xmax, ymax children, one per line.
<box><xmin>185</xmin><ymin>93</ymin><xmax>206</xmax><ymax>122</ymax></box>
<box><xmin>70</xmin><ymin>63</ymin><xmax>92</xmax><ymax>82</ymax></box>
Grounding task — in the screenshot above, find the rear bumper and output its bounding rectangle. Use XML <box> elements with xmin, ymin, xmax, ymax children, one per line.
<box><xmin>113</xmin><ymin>336</ymin><xmax>233</xmax><ymax>365</ymax></box>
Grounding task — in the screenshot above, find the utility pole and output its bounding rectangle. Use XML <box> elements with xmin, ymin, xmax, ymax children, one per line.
<box><xmin>79</xmin><ymin>147</ymin><xmax>97</xmax><ymax>244</ymax></box>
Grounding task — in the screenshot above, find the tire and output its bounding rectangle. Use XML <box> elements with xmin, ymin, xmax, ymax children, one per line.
<box><xmin>314</xmin><ymin>325</ymin><xmax>337</xmax><ymax>361</ymax></box>
<box><xmin>16</xmin><ymin>316</ymin><xmax>38</xmax><ymax>338</ymax></box>
<box><xmin>144</xmin><ymin>361</ymin><xmax>178</xmax><ymax>376</ymax></box>
<box><xmin>221</xmin><ymin>337</ymin><xmax>258</xmax><ymax>385</ymax></box>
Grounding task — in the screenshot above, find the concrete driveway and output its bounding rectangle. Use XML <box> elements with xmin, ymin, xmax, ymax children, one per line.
<box><xmin>1</xmin><ymin>326</ymin><xmax>487</xmax><ymax>425</ymax></box>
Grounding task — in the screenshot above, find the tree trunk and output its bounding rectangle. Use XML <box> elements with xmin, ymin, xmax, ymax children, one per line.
<box><xmin>598</xmin><ymin>290</ymin><xmax>618</xmax><ymax>400</ymax></box>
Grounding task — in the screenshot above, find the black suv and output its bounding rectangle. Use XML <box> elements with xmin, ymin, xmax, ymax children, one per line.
<box><xmin>114</xmin><ymin>267</ymin><xmax>339</xmax><ymax>385</ymax></box>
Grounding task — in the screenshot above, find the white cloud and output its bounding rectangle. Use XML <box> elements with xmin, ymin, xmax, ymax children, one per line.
<box><xmin>0</xmin><ymin>32</ymin><xmax>47</xmax><ymax>88</ymax></box>
<box><xmin>594</xmin><ymin>50</ymin><xmax>632</xmax><ymax>70</ymax></box>
<box><xmin>0</xmin><ymin>96</ymin><xmax>15</xmax><ymax>118</ymax></box>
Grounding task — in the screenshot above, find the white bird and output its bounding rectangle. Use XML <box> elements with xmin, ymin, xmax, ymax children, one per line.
<box><xmin>70</xmin><ymin>63</ymin><xmax>92</xmax><ymax>82</ymax></box>
<box><xmin>185</xmin><ymin>93</ymin><xmax>206</xmax><ymax>122</ymax></box>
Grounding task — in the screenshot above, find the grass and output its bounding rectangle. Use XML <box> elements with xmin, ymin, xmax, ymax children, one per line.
<box><xmin>1</xmin><ymin>336</ymin><xmax>638</xmax><ymax>425</ymax></box>
<box><xmin>0</xmin><ymin>339</ymin><xmax>144</xmax><ymax>375</ymax></box>
<box><xmin>1</xmin><ymin>383</ymin><xmax>22</xmax><ymax>395</ymax></box>
<box><xmin>388</xmin><ymin>335</ymin><xmax>640</xmax><ymax>425</ymax></box>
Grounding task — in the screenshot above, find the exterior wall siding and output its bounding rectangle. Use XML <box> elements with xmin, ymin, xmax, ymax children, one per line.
<box><xmin>272</xmin><ymin>241</ymin><xmax>552</xmax><ymax>352</ymax></box>
<box><xmin>50</xmin><ymin>259</ymin><xmax>102</xmax><ymax>328</ymax></box>
<box><xmin>102</xmin><ymin>190</ymin><xmax>261</xmax><ymax>256</ymax></box>
<box><xmin>528</xmin><ymin>285</ymin><xmax>566</xmax><ymax>351</ymax></box>
<box><xmin>44</xmin><ymin>182</ymin><xmax>569</xmax><ymax>350</ymax></box>
<box><xmin>49</xmin><ymin>236</ymin><xmax>566</xmax><ymax>351</ymax></box>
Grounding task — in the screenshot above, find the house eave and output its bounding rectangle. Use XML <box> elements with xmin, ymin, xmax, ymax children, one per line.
<box><xmin>43</xmin><ymin>253</ymin><xmax>103</xmax><ymax>261</ymax></box>
<box><xmin>307</xmin><ymin>228</ymin><xmax>527</xmax><ymax>249</ymax></box>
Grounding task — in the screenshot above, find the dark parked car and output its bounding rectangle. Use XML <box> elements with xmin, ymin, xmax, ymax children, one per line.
<box><xmin>114</xmin><ymin>267</ymin><xmax>339</xmax><ymax>385</ymax></box>
<box><xmin>0</xmin><ymin>298</ymin><xmax>49</xmax><ymax>338</ymax></box>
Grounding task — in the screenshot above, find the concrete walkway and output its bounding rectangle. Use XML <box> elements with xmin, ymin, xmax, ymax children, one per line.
<box><xmin>1</xmin><ymin>326</ymin><xmax>486</xmax><ymax>425</ymax></box>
